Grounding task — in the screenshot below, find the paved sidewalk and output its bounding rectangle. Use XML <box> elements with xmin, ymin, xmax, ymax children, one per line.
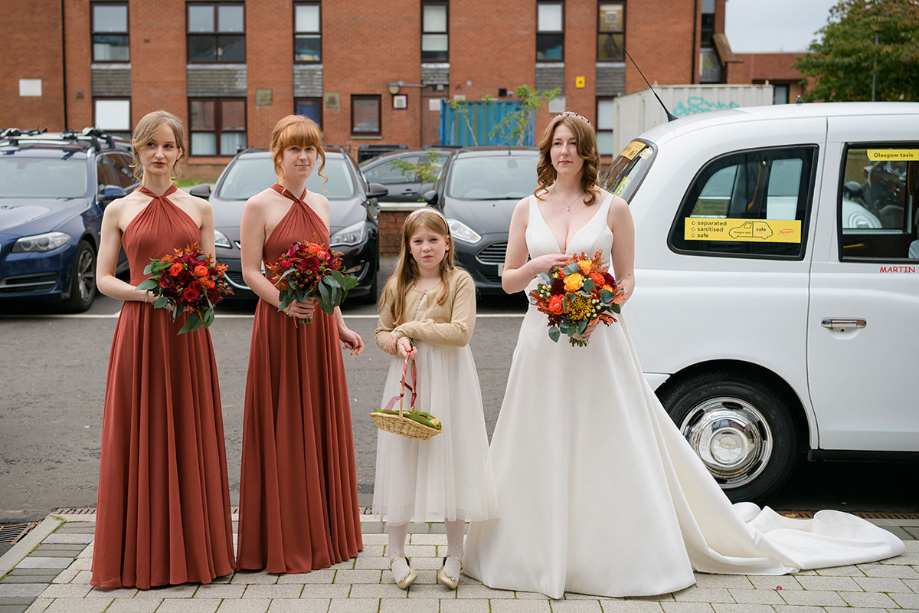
<box><xmin>0</xmin><ymin>514</ymin><xmax>916</xmax><ymax>613</ymax></box>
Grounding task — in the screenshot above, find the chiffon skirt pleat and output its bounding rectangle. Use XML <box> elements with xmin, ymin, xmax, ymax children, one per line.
<box><xmin>92</xmin><ymin>303</ymin><xmax>235</xmax><ymax>589</ymax></box>
<box><xmin>372</xmin><ymin>342</ymin><xmax>499</xmax><ymax>525</ymax></box>
<box><xmin>236</xmin><ymin>302</ymin><xmax>363</xmax><ymax>573</ymax></box>
<box><xmin>464</xmin><ymin>309</ymin><xmax>905</xmax><ymax>599</ymax></box>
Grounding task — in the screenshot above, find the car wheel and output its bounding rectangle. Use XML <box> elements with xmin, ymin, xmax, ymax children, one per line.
<box><xmin>62</xmin><ymin>240</ymin><xmax>97</xmax><ymax>313</ymax></box>
<box><xmin>657</xmin><ymin>371</ymin><xmax>798</xmax><ymax>502</ymax></box>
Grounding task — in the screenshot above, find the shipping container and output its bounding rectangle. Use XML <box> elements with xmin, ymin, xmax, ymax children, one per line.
<box><xmin>611</xmin><ymin>84</ymin><xmax>774</xmax><ymax>155</ymax></box>
<box><xmin>439</xmin><ymin>100</ymin><xmax>535</xmax><ymax>147</ymax></box>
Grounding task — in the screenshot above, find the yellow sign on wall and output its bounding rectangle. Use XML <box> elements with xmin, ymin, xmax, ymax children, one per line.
<box><xmin>684</xmin><ymin>218</ymin><xmax>802</xmax><ymax>243</ymax></box>
<box><xmin>575</xmin><ymin>76</ymin><xmax>585</xmax><ymax>88</ymax></box>
<box><xmin>867</xmin><ymin>149</ymin><xmax>919</xmax><ymax>161</ymax></box>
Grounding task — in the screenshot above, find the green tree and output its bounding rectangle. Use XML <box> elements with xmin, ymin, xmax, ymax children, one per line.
<box><xmin>391</xmin><ymin>150</ymin><xmax>445</xmax><ymax>185</ymax></box>
<box><xmin>793</xmin><ymin>0</ymin><xmax>919</xmax><ymax>102</ymax></box>
<box><xmin>489</xmin><ymin>85</ymin><xmax>562</xmax><ymax>146</ymax></box>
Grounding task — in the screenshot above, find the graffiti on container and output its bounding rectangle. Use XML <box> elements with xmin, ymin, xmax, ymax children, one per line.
<box><xmin>672</xmin><ymin>97</ymin><xmax>741</xmax><ymax>116</ymax></box>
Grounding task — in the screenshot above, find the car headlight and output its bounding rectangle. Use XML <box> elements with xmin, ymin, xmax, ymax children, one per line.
<box><xmin>447</xmin><ymin>218</ymin><xmax>481</xmax><ymax>244</ymax></box>
<box><xmin>12</xmin><ymin>231</ymin><xmax>71</xmax><ymax>253</ymax></box>
<box><xmin>214</xmin><ymin>229</ymin><xmax>232</xmax><ymax>249</ymax></box>
<box><xmin>330</xmin><ymin>221</ymin><xmax>367</xmax><ymax>247</ymax></box>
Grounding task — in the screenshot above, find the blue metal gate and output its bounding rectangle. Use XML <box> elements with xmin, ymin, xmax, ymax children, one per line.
<box><xmin>438</xmin><ymin>100</ymin><xmax>535</xmax><ymax>147</ymax></box>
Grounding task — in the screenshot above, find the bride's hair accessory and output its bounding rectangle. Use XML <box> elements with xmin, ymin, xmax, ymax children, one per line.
<box><xmin>558</xmin><ymin>111</ymin><xmax>592</xmax><ymax>126</ymax></box>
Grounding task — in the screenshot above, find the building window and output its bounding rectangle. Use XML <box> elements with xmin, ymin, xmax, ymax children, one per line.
<box><xmin>187</xmin><ymin>3</ymin><xmax>245</xmax><ymax>63</ymax></box>
<box><xmin>92</xmin><ymin>2</ymin><xmax>129</xmax><ymax>62</ymax></box>
<box><xmin>296</xmin><ymin>98</ymin><xmax>323</xmax><ymax>128</ymax></box>
<box><xmin>596</xmin><ymin>98</ymin><xmax>615</xmax><ymax>156</ymax></box>
<box><xmin>294</xmin><ymin>3</ymin><xmax>321</xmax><ymax>62</ymax></box>
<box><xmin>351</xmin><ymin>96</ymin><xmax>381</xmax><ymax>137</ymax></box>
<box><xmin>700</xmin><ymin>0</ymin><xmax>715</xmax><ymax>48</ymax></box>
<box><xmin>773</xmin><ymin>84</ymin><xmax>790</xmax><ymax>105</ymax></box>
<box><xmin>422</xmin><ymin>2</ymin><xmax>448</xmax><ymax>62</ymax></box>
<box><xmin>94</xmin><ymin>99</ymin><xmax>131</xmax><ymax>139</ymax></box>
<box><xmin>537</xmin><ymin>2</ymin><xmax>564</xmax><ymax>61</ymax></box>
<box><xmin>597</xmin><ymin>2</ymin><xmax>625</xmax><ymax>61</ymax></box>
<box><xmin>189</xmin><ymin>98</ymin><xmax>247</xmax><ymax>156</ymax></box>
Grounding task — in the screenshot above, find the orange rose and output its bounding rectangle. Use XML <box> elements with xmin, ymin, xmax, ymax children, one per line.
<box><xmin>317</xmin><ymin>249</ymin><xmax>328</xmax><ymax>260</ymax></box>
<box><xmin>590</xmin><ymin>272</ymin><xmax>605</xmax><ymax>287</ymax></box>
<box><xmin>577</xmin><ymin>259</ymin><xmax>593</xmax><ymax>274</ymax></box>
<box><xmin>563</xmin><ymin>273</ymin><xmax>583</xmax><ymax>292</ymax></box>
<box><xmin>549</xmin><ymin>295</ymin><xmax>564</xmax><ymax>314</ymax></box>
<box><xmin>169</xmin><ymin>263</ymin><xmax>183</xmax><ymax>276</ymax></box>
<box><xmin>602</xmin><ymin>284</ymin><xmax>613</xmax><ymax>293</ymax></box>
<box><xmin>194</xmin><ymin>265</ymin><xmax>208</xmax><ymax>277</ymax></box>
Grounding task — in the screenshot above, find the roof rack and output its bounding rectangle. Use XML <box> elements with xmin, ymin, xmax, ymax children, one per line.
<box><xmin>1</xmin><ymin>126</ymin><xmax>120</xmax><ymax>150</ymax></box>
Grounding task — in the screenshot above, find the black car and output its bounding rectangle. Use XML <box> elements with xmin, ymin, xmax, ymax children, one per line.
<box><xmin>424</xmin><ymin>147</ymin><xmax>539</xmax><ymax>294</ymax></box>
<box><xmin>359</xmin><ymin>149</ymin><xmax>452</xmax><ymax>203</ymax></box>
<box><xmin>0</xmin><ymin>128</ymin><xmax>133</xmax><ymax>312</ymax></box>
<box><xmin>191</xmin><ymin>147</ymin><xmax>386</xmax><ymax>302</ymax></box>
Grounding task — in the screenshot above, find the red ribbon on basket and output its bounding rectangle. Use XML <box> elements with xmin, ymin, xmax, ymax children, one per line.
<box><xmin>382</xmin><ymin>354</ymin><xmax>417</xmax><ymax>414</ymax></box>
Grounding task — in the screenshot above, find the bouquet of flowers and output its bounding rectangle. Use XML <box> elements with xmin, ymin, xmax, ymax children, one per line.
<box><xmin>266</xmin><ymin>240</ymin><xmax>358</xmax><ymax>324</ymax></box>
<box><xmin>529</xmin><ymin>249</ymin><xmax>624</xmax><ymax>347</ymax></box>
<box><xmin>136</xmin><ymin>242</ymin><xmax>233</xmax><ymax>334</ymax></box>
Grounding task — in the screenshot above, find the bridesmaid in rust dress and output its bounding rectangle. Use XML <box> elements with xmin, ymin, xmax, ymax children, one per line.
<box><xmin>91</xmin><ymin>111</ymin><xmax>234</xmax><ymax>588</ymax></box>
<box><xmin>236</xmin><ymin>114</ymin><xmax>364</xmax><ymax>573</ymax></box>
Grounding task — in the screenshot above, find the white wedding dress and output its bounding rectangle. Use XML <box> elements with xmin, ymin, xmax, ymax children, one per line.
<box><xmin>463</xmin><ymin>193</ymin><xmax>904</xmax><ymax>599</ymax></box>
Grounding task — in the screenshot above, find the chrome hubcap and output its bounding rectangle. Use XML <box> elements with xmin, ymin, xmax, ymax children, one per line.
<box><xmin>77</xmin><ymin>250</ymin><xmax>95</xmax><ymax>302</ymax></box>
<box><xmin>679</xmin><ymin>396</ymin><xmax>772</xmax><ymax>489</ymax></box>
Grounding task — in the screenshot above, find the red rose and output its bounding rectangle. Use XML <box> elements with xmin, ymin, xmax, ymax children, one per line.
<box><xmin>604</xmin><ymin>272</ymin><xmax>616</xmax><ymax>286</ymax></box>
<box><xmin>549</xmin><ymin>295</ymin><xmax>564</xmax><ymax>314</ymax></box>
<box><xmin>183</xmin><ymin>286</ymin><xmax>201</xmax><ymax>302</ymax></box>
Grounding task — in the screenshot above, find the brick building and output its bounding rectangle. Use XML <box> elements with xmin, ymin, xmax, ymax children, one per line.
<box><xmin>1</xmin><ymin>0</ymin><xmax>799</xmax><ymax>181</ymax></box>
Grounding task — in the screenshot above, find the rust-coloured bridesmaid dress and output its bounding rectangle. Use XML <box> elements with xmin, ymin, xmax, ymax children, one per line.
<box><xmin>91</xmin><ymin>186</ymin><xmax>235</xmax><ymax>589</ymax></box>
<box><xmin>236</xmin><ymin>184</ymin><xmax>363</xmax><ymax>573</ymax></box>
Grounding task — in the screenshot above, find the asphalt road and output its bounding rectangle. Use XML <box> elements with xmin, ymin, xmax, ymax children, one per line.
<box><xmin>1</xmin><ymin>267</ymin><xmax>916</xmax><ymax>523</ymax></box>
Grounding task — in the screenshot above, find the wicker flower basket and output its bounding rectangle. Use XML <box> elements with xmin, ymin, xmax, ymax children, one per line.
<box><xmin>371</xmin><ymin>356</ymin><xmax>442</xmax><ymax>441</ymax></box>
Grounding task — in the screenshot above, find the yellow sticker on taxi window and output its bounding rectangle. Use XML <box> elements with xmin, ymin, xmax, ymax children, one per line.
<box><xmin>684</xmin><ymin>218</ymin><xmax>802</xmax><ymax>243</ymax></box>
<box><xmin>614</xmin><ymin>175</ymin><xmax>631</xmax><ymax>196</ymax></box>
<box><xmin>867</xmin><ymin>149</ymin><xmax>919</xmax><ymax>161</ymax></box>
<box><xmin>619</xmin><ymin>141</ymin><xmax>645</xmax><ymax>160</ymax></box>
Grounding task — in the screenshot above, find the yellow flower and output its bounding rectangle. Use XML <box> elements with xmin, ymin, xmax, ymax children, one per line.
<box><xmin>577</xmin><ymin>259</ymin><xmax>593</xmax><ymax>274</ymax></box>
<box><xmin>563</xmin><ymin>273</ymin><xmax>584</xmax><ymax>292</ymax></box>
<box><xmin>565</xmin><ymin>295</ymin><xmax>593</xmax><ymax>320</ymax></box>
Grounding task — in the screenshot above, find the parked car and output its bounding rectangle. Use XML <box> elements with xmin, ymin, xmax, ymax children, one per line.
<box><xmin>190</xmin><ymin>147</ymin><xmax>386</xmax><ymax>302</ymax></box>
<box><xmin>0</xmin><ymin>128</ymin><xmax>133</xmax><ymax>312</ymax></box>
<box><xmin>359</xmin><ymin>149</ymin><xmax>453</xmax><ymax>203</ymax></box>
<box><xmin>602</xmin><ymin>102</ymin><xmax>919</xmax><ymax>501</ymax></box>
<box><xmin>424</xmin><ymin>147</ymin><xmax>539</xmax><ymax>294</ymax></box>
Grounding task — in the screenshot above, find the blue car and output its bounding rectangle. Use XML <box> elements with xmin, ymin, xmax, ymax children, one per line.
<box><xmin>0</xmin><ymin>129</ymin><xmax>133</xmax><ymax>312</ymax></box>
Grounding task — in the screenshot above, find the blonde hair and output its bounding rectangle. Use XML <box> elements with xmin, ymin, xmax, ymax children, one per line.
<box><xmin>270</xmin><ymin>114</ymin><xmax>326</xmax><ymax>182</ymax></box>
<box><xmin>534</xmin><ymin>113</ymin><xmax>601</xmax><ymax>206</ymax></box>
<box><xmin>379</xmin><ymin>208</ymin><xmax>457</xmax><ymax>325</ymax></box>
<box><xmin>131</xmin><ymin>110</ymin><xmax>186</xmax><ymax>181</ymax></box>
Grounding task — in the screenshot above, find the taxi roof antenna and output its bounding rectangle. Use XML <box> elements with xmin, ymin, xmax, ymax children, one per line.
<box><xmin>620</xmin><ymin>44</ymin><xmax>678</xmax><ymax>122</ymax></box>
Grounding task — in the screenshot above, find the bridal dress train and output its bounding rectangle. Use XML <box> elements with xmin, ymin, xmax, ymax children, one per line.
<box><xmin>463</xmin><ymin>193</ymin><xmax>904</xmax><ymax>599</ymax></box>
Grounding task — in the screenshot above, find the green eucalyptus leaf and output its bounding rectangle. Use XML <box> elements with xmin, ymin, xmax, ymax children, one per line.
<box><xmin>548</xmin><ymin>326</ymin><xmax>560</xmax><ymax>342</ymax></box>
<box><xmin>153</xmin><ymin>296</ymin><xmax>169</xmax><ymax>309</ymax></box>
<box><xmin>136</xmin><ymin>278</ymin><xmax>159</xmax><ymax>291</ymax></box>
<box><xmin>178</xmin><ymin>312</ymin><xmax>201</xmax><ymax>335</ymax></box>
<box><xmin>582</xmin><ymin>278</ymin><xmax>595</xmax><ymax>292</ymax></box>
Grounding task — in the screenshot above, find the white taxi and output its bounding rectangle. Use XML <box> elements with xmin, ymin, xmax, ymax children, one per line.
<box><xmin>605</xmin><ymin>102</ymin><xmax>919</xmax><ymax>501</ymax></box>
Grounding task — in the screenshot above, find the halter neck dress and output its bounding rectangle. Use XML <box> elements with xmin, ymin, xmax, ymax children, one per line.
<box><xmin>92</xmin><ymin>185</ymin><xmax>234</xmax><ymax>589</ymax></box>
<box><xmin>236</xmin><ymin>184</ymin><xmax>363</xmax><ymax>573</ymax></box>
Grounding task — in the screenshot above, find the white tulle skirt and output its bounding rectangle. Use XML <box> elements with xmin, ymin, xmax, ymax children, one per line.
<box><xmin>372</xmin><ymin>341</ymin><xmax>500</xmax><ymax>525</ymax></box>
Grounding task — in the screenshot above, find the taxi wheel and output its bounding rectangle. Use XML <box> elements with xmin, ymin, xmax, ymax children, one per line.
<box><xmin>658</xmin><ymin>371</ymin><xmax>798</xmax><ymax>503</ymax></box>
<box><xmin>62</xmin><ymin>240</ymin><xmax>97</xmax><ymax>313</ymax></box>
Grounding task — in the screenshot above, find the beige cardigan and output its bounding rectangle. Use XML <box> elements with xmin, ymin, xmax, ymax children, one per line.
<box><xmin>375</xmin><ymin>270</ymin><xmax>476</xmax><ymax>350</ymax></box>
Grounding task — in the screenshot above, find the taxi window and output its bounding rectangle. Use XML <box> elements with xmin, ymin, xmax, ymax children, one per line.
<box><xmin>602</xmin><ymin>139</ymin><xmax>655</xmax><ymax>202</ymax></box>
<box><xmin>839</xmin><ymin>145</ymin><xmax>918</xmax><ymax>262</ymax></box>
<box><xmin>669</xmin><ymin>146</ymin><xmax>817</xmax><ymax>259</ymax></box>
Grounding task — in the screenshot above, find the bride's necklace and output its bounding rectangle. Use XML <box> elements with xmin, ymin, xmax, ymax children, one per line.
<box><xmin>556</xmin><ymin>189</ymin><xmax>584</xmax><ymax>213</ymax></box>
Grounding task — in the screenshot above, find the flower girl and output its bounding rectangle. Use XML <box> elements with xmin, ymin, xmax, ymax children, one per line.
<box><xmin>373</xmin><ymin>208</ymin><xmax>499</xmax><ymax>589</ymax></box>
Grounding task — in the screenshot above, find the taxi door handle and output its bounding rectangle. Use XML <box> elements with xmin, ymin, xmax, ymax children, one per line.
<box><xmin>821</xmin><ymin>318</ymin><xmax>866</xmax><ymax>332</ymax></box>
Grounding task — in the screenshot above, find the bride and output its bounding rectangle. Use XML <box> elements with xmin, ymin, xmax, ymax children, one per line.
<box><xmin>462</xmin><ymin>111</ymin><xmax>904</xmax><ymax>599</ymax></box>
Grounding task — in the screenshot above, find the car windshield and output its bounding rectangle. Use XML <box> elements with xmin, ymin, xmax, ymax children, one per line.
<box><xmin>215</xmin><ymin>156</ymin><xmax>356</xmax><ymax>200</ymax></box>
<box><xmin>601</xmin><ymin>140</ymin><xmax>655</xmax><ymax>203</ymax></box>
<box><xmin>446</xmin><ymin>154</ymin><xmax>538</xmax><ymax>200</ymax></box>
<box><xmin>0</xmin><ymin>158</ymin><xmax>88</xmax><ymax>198</ymax></box>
